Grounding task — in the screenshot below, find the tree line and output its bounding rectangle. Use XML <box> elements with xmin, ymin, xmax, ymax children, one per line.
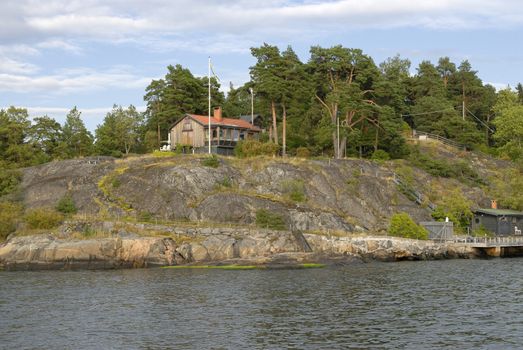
<box><xmin>2</xmin><ymin>43</ymin><xmax>523</xmax><ymax>172</ymax></box>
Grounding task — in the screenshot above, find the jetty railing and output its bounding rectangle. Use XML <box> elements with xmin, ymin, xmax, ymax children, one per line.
<box><xmin>452</xmin><ymin>236</ymin><xmax>523</xmax><ymax>247</ymax></box>
<box><xmin>413</xmin><ymin>130</ymin><xmax>468</xmax><ymax>151</ymax></box>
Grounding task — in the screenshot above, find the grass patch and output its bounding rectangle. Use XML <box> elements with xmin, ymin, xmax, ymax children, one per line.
<box><xmin>281</xmin><ymin>179</ymin><xmax>306</xmax><ymax>202</ymax></box>
<box><xmin>162</xmin><ymin>263</ymin><xmax>326</xmax><ymax>270</ymax></box>
<box><xmin>162</xmin><ymin>265</ymin><xmax>261</xmax><ymax>270</ymax></box>
<box><xmin>152</xmin><ymin>150</ymin><xmax>176</xmax><ymax>158</ymax></box>
<box><xmin>255</xmin><ymin>209</ymin><xmax>287</xmax><ymax>230</ymax></box>
<box><xmin>299</xmin><ymin>263</ymin><xmax>326</xmax><ymax>268</ymax></box>
<box><xmin>202</xmin><ymin>154</ymin><xmax>220</xmax><ymax>168</ymax></box>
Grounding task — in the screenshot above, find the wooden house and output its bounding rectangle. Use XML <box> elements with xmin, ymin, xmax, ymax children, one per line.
<box><xmin>168</xmin><ymin>107</ymin><xmax>261</xmax><ymax>155</ymax></box>
<box><xmin>472</xmin><ymin>208</ymin><xmax>523</xmax><ymax>236</ymax></box>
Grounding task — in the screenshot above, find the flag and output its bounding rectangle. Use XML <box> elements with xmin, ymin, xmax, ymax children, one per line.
<box><xmin>210</xmin><ymin>60</ymin><xmax>220</xmax><ymax>83</ymax></box>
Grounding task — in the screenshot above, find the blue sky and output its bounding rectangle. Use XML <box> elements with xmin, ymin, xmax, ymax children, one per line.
<box><xmin>1</xmin><ymin>0</ymin><xmax>523</xmax><ymax>131</ymax></box>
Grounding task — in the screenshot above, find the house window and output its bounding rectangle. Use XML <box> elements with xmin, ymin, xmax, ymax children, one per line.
<box><xmin>233</xmin><ymin>130</ymin><xmax>239</xmax><ymax>141</ymax></box>
<box><xmin>475</xmin><ymin>218</ymin><xmax>480</xmax><ymax>224</ymax></box>
<box><xmin>182</xmin><ymin>119</ymin><xmax>192</xmax><ymax>131</ymax></box>
<box><xmin>212</xmin><ymin>129</ymin><xmax>217</xmax><ymax>139</ymax></box>
<box><xmin>239</xmin><ymin>131</ymin><xmax>245</xmax><ymax>140</ymax></box>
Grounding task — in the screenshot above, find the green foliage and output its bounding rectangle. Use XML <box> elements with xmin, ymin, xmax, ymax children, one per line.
<box><xmin>138</xmin><ymin>211</ymin><xmax>153</xmax><ymax>222</ymax></box>
<box><xmin>371</xmin><ymin>149</ymin><xmax>390</xmax><ymax>162</ymax></box>
<box><xmin>281</xmin><ymin>179</ymin><xmax>306</xmax><ymax>202</ymax></box>
<box><xmin>490</xmin><ymin>168</ymin><xmax>523</xmax><ymax>211</ymax></box>
<box><xmin>389</xmin><ymin>212</ymin><xmax>428</xmax><ymax>240</ymax></box>
<box><xmin>24</xmin><ymin>208</ymin><xmax>64</xmax><ymax>230</ymax></box>
<box><xmin>111</xmin><ymin>177</ymin><xmax>121</xmax><ymax>188</ymax></box>
<box><xmin>0</xmin><ymin>201</ymin><xmax>23</xmax><ymax>240</ymax></box>
<box><xmin>0</xmin><ymin>168</ymin><xmax>21</xmax><ymax>197</ymax></box>
<box><xmin>493</xmin><ymin>90</ymin><xmax>523</xmax><ymax>161</ymax></box>
<box><xmin>202</xmin><ymin>154</ymin><xmax>220</xmax><ymax>168</ymax></box>
<box><xmin>255</xmin><ymin>209</ymin><xmax>286</xmax><ymax>230</ymax></box>
<box><xmin>58</xmin><ymin>107</ymin><xmax>93</xmax><ymax>158</ymax></box>
<box><xmin>295</xmin><ymin>147</ymin><xmax>311</xmax><ymax>158</ymax></box>
<box><xmin>408</xmin><ymin>146</ymin><xmax>483</xmax><ymax>186</ymax></box>
<box><xmin>56</xmin><ymin>195</ymin><xmax>77</xmax><ymax>214</ymax></box>
<box><xmin>95</xmin><ymin>105</ymin><xmax>143</xmax><ymax>156</ymax></box>
<box><xmin>234</xmin><ymin>140</ymin><xmax>280</xmax><ymax>157</ymax></box>
<box><xmin>216</xmin><ymin>177</ymin><xmax>232</xmax><ymax>188</ymax></box>
<box><xmin>472</xmin><ymin>224</ymin><xmax>494</xmax><ymax>238</ymax></box>
<box><xmin>431</xmin><ymin>190</ymin><xmax>473</xmax><ymax>233</ymax></box>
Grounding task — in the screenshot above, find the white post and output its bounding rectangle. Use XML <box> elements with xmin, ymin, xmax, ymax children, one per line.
<box><xmin>208</xmin><ymin>57</ymin><xmax>211</xmax><ymax>154</ymax></box>
<box><xmin>250</xmin><ymin>88</ymin><xmax>254</xmax><ymax>124</ymax></box>
<box><xmin>336</xmin><ymin>115</ymin><xmax>340</xmax><ymax>159</ymax></box>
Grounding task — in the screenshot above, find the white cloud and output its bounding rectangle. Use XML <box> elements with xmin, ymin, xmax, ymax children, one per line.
<box><xmin>2</xmin><ymin>0</ymin><xmax>523</xmax><ymax>45</ymax></box>
<box><xmin>0</xmin><ymin>67</ymin><xmax>152</xmax><ymax>94</ymax></box>
<box><xmin>0</xmin><ymin>56</ymin><xmax>39</xmax><ymax>74</ymax></box>
<box><xmin>37</xmin><ymin>39</ymin><xmax>83</xmax><ymax>54</ymax></box>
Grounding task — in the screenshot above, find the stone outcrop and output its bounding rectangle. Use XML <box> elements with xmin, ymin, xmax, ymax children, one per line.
<box><xmin>303</xmin><ymin>234</ymin><xmax>475</xmax><ymax>261</ymax></box>
<box><xmin>0</xmin><ymin>224</ymin><xmax>477</xmax><ymax>270</ymax></box>
<box><xmin>19</xmin><ymin>156</ymin><xmax>434</xmax><ymax>233</ymax></box>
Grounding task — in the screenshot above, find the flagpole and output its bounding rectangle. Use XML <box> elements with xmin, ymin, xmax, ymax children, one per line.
<box><xmin>208</xmin><ymin>57</ymin><xmax>211</xmax><ymax>154</ymax></box>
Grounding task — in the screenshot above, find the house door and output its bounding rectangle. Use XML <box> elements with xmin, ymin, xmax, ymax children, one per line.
<box><xmin>182</xmin><ymin>131</ymin><xmax>193</xmax><ymax>145</ymax></box>
<box><xmin>499</xmin><ymin>217</ymin><xmax>511</xmax><ymax>235</ymax></box>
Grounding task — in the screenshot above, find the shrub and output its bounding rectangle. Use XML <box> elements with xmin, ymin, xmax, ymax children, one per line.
<box><xmin>281</xmin><ymin>179</ymin><xmax>306</xmax><ymax>202</ymax></box>
<box><xmin>111</xmin><ymin>177</ymin><xmax>121</xmax><ymax>188</ymax></box>
<box><xmin>56</xmin><ymin>194</ymin><xmax>77</xmax><ymax>214</ymax></box>
<box><xmin>138</xmin><ymin>211</ymin><xmax>153</xmax><ymax>222</ymax></box>
<box><xmin>24</xmin><ymin>208</ymin><xmax>64</xmax><ymax>230</ymax></box>
<box><xmin>0</xmin><ymin>168</ymin><xmax>22</xmax><ymax>197</ymax></box>
<box><xmin>295</xmin><ymin>147</ymin><xmax>311</xmax><ymax>158</ymax></box>
<box><xmin>371</xmin><ymin>149</ymin><xmax>390</xmax><ymax>162</ymax></box>
<box><xmin>202</xmin><ymin>154</ymin><xmax>220</xmax><ymax>168</ymax></box>
<box><xmin>431</xmin><ymin>190</ymin><xmax>473</xmax><ymax>234</ymax></box>
<box><xmin>0</xmin><ymin>201</ymin><xmax>23</xmax><ymax>240</ymax></box>
<box><xmin>255</xmin><ymin>209</ymin><xmax>287</xmax><ymax>230</ymax></box>
<box><xmin>235</xmin><ymin>140</ymin><xmax>280</xmax><ymax>158</ymax></box>
<box><xmin>389</xmin><ymin>212</ymin><xmax>428</xmax><ymax>240</ymax></box>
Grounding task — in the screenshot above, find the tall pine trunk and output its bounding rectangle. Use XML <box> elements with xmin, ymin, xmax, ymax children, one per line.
<box><xmin>282</xmin><ymin>103</ymin><xmax>287</xmax><ymax>157</ymax></box>
<box><xmin>271</xmin><ymin>101</ymin><xmax>279</xmax><ymax>145</ymax></box>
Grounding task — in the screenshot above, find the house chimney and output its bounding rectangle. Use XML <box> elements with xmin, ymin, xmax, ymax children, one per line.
<box><xmin>213</xmin><ymin>107</ymin><xmax>222</xmax><ymax>122</ymax></box>
<box><xmin>491</xmin><ymin>199</ymin><xmax>498</xmax><ymax>209</ymax></box>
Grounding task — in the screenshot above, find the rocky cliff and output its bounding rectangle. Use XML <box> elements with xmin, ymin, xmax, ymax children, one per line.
<box><xmin>20</xmin><ymin>155</ymin><xmax>436</xmax><ymax>233</ymax></box>
<box><xmin>0</xmin><ymin>222</ymin><xmax>476</xmax><ymax>270</ymax></box>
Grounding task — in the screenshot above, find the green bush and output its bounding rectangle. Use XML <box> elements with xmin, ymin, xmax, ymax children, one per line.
<box><xmin>431</xmin><ymin>190</ymin><xmax>473</xmax><ymax>233</ymax></box>
<box><xmin>138</xmin><ymin>211</ymin><xmax>153</xmax><ymax>222</ymax></box>
<box><xmin>56</xmin><ymin>194</ymin><xmax>77</xmax><ymax>214</ymax></box>
<box><xmin>0</xmin><ymin>168</ymin><xmax>22</xmax><ymax>197</ymax></box>
<box><xmin>295</xmin><ymin>147</ymin><xmax>311</xmax><ymax>158</ymax></box>
<box><xmin>389</xmin><ymin>212</ymin><xmax>428</xmax><ymax>240</ymax></box>
<box><xmin>0</xmin><ymin>201</ymin><xmax>23</xmax><ymax>240</ymax></box>
<box><xmin>371</xmin><ymin>149</ymin><xmax>390</xmax><ymax>162</ymax></box>
<box><xmin>255</xmin><ymin>209</ymin><xmax>286</xmax><ymax>230</ymax></box>
<box><xmin>281</xmin><ymin>179</ymin><xmax>306</xmax><ymax>202</ymax></box>
<box><xmin>111</xmin><ymin>177</ymin><xmax>121</xmax><ymax>188</ymax></box>
<box><xmin>202</xmin><ymin>154</ymin><xmax>220</xmax><ymax>168</ymax></box>
<box><xmin>234</xmin><ymin>140</ymin><xmax>280</xmax><ymax>158</ymax></box>
<box><xmin>24</xmin><ymin>208</ymin><xmax>64</xmax><ymax>230</ymax></box>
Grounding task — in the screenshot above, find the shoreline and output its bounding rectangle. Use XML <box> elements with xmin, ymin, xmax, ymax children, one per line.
<box><xmin>0</xmin><ymin>226</ymin><xmax>478</xmax><ymax>271</ymax></box>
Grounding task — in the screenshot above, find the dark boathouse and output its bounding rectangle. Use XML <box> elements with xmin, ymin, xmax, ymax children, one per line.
<box><xmin>472</xmin><ymin>208</ymin><xmax>523</xmax><ymax>236</ymax></box>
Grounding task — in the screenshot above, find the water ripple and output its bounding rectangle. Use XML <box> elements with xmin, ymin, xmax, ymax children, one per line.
<box><xmin>1</xmin><ymin>259</ymin><xmax>523</xmax><ymax>349</ymax></box>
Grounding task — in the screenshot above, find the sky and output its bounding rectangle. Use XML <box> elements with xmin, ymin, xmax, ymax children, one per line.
<box><xmin>2</xmin><ymin>0</ymin><xmax>523</xmax><ymax>131</ymax></box>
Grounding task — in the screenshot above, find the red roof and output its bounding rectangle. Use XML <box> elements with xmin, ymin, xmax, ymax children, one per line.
<box><xmin>188</xmin><ymin>114</ymin><xmax>261</xmax><ymax>131</ymax></box>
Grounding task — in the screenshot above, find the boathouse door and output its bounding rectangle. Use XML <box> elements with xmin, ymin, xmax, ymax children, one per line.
<box><xmin>499</xmin><ymin>217</ymin><xmax>511</xmax><ymax>235</ymax></box>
